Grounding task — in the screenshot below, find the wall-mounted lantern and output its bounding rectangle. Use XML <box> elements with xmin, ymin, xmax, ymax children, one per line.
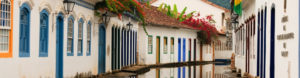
<box><xmin>231</xmin><ymin>13</ymin><xmax>239</xmax><ymax>30</ymax></box>
<box><xmin>63</xmin><ymin>0</ymin><xmax>75</xmax><ymax>14</ymax></box>
<box><xmin>101</xmin><ymin>12</ymin><xmax>111</xmax><ymax>25</ymax></box>
<box><xmin>126</xmin><ymin>22</ymin><xmax>133</xmax><ymax>30</ymax></box>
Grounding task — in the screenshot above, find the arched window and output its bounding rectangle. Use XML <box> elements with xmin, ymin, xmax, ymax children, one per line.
<box><xmin>0</xmin><ymin>0</ymin><xmax>11</xmax><ymax>54</ymax></box>
<box><xmin>86</xmin><ymin>21</ymin><xmax>91</xmax><ymax>56</ymax></box>
<box><xmin>39</xmin><ymin>9</ymin><xmax>49</xmax><ymax>57</ymax></box>
<box><xmin>19</xmin><ymin>3</ymin><xmax>30</xmax><ymax>57</ymax></box>
<box><xmin>77</xmin><ymin>18</ymin><xmax>84</xmax><ymax>56</ymax></box>
<box><xmin>67</xmin><ymin>16</ymin><xmax>74</xmax><ymax>56</ymax></box>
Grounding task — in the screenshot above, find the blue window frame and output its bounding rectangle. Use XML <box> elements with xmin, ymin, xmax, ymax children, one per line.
<box><xmin>67</xmin><ymin>16</ymin><xmax>74</xmax><ymax>56</ymax></box>
<box><xmin>86</xmin><ymin>21</ymin><xmax>91</xmax><ymax>56</ymax></box>
<box><xmin>39</xmin><ymin>9</ymin><xmax>49</xmax><ymax>57</ymax></box>
<box><xmin>77</xmin><ymin>18</ymin><xmax>84</xmax><ymax>56</ymax></box>
<box><xmin>121</xmin><ymin>28</ymin><xmax>125</xmax><ymax>67</ymax></box>
<box><xmin>19</xmin><ymin>3</ymin><xmax>30</xmax><ymax>57</ymax></box>
<box><xmin>111</xmin><ymin>26</ymin><xmax>115</xmax><ymax>70</ymax></box>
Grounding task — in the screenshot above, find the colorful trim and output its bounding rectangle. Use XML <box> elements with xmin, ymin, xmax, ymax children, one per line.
<box><xmin>0</xmin><ymin>0</ymin><xmax>13</xmax><ymax>58</ymax></box>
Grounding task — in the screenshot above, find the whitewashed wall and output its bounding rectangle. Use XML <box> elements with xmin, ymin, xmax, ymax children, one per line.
<box><xmin>137</xmin><ymin>24</ymin><xmax>215</xmax><ymax>78</ymax></box>
<box><xmin>105</xmin><ymin>16</ymin><xmax>139</xmax><ymax>72</ymax></box>
<box><xmin>0</xmin><ymin>0</ymin><xmax>98</xmax><ymax>77</ymax></box>
<box><xmin>233</xmin><ymin>0</ymin><xmax>300</xmax><ymax>78</ymax></box>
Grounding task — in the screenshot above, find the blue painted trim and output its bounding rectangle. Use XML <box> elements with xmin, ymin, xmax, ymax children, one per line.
<box><xmin>111</xmin><ymin>26</ymin><xmax>115</xmax><ymax>70</ymax></box>
<box><xmin>117</xmin><ymin>28</ymin><xmax>121</xmax><ymax>69</ymax></box>
<box><xmin>135</xmin><ymin>31</ymin><xmax>138</xmax><ymax>64</ymax></box>
<box><xmin>86</xmin><ymin>21</ymin><xmax>92</xmax><ymax>56</ymax></box>
<box><xmin>56</xmin><ymin>12</ymin><xmax>64</xmax><ymax>78</ymax></box>
<box><xmin>215</xmin><ymin>59</ymin><xmax>231</xmax><ymax>62</ymax></box>
<box><xmin>270</xmin><ymin>4</ymin><xmax>275</xmax><ymax>78</ymax></box>
<box><xmin>257</xmin><ymin>11</ymin><xmax>260</xmax><ymax>76</ymax></box>
<box><xmin>215</xmin><ymin>59</ymin><xmax>231</xmax><ymax>66</ymax></box>
<box><xmin>126</xmin><ymin>30</ymin><xmax>129</xmax><ymax>66</ymax></box>
<box><xmin>19</xmin><ymin>3</ymin><xmax>31</xmax><ymax>57</ymax></box>
<box><xmin>130</xmin><ymin>31</ymin><xmax>133</xmax><ymax>65</ymax></box>
<box><xmin>39</xmin><ymin>9</ymin><xmax>49</xmax><ymax>57</ymax></box>
<box><xmin>178</xmin><ymin>38</ymin><xmax>181</xmax><ymax>78</ymax></box>
<box><xmin>121</xmin><ymin>28</ymin><xmax>125</xmax><ymax>67</ymax></box>
<box><xmin>98</xmin><ymin>24</ymin><xmax>106</xmax><ymax>74</ymax></box>
<box><xmin>67</xmin><ymin>16</ymin><xmax>75</xmax><ymax>56</ymax></box>
<box><xmin>77</xmin><ymin>18</ymin><xmax>84</xmax><ymax>56</ymax></box>
<box><xmin>260</xmin><ymin>9</ymin><xmax>264</xmax><ymax>77</ymax></box>
<box><xmin>263</xmin><ymin>7</ymin><xmax>267</xmax><ymax>78</ymax></box>
<box><xmin>183</xmin><ymin>38</ymin><xmax>186</xmax><ymax>78</ymax></box>
<box><xmin>134</xmin><ymin>31</ymin><xmax>137</xmax><ymax>64</ymax></box>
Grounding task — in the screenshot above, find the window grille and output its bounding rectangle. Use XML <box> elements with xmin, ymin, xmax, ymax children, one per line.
<box><xmin>0</xmin><ymin>0</ymin><xmax>10</xmax><ymax>52</ymax></box>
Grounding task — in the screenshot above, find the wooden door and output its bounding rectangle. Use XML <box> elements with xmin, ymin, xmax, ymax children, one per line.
<box><xmin>156</xmin><ymin>37</ymin><xmax>160</xmax><ymax>78</ymax></box>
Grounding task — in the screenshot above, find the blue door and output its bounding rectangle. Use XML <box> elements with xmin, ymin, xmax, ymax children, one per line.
<box><xmin>270</xmin><ymin>5</ymin><xmax>275</xmax><ymax>78</ymax></box>
<box><xmin>183</xmin><ymin>38</ymin><xmax>186</xmax><ymax>78</ymax></box>
<box><xmin>256</xmin><ymin>11</ymin><xmax>260</xmax><ymax>76</ymax></box>
<box><xmin>178</xmin><ymin>38</ymin><xmax>181</xmax><ymax>78</ymax></box>
<box><xmin>99</xmin><ymin>24</ymin><xmax>106</xmax><ymax>74</ymax></box>
<box><xmin>56</xmin><ymin>13</ymin><xmax>64</xmax><ymax>78</ymax></box>
<box><xmin>263</xmin><ymin>7</ymin><xmax>267</xmax><ymax>78</ymax></box>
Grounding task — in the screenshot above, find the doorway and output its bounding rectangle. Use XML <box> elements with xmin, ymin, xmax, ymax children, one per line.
<box><xmin>56</xmin><ymin>13</ymin><xmax>64</xmax><ymax>78</ymax></box>
<box><xmin>178</xmin><ymin>38</ymin><xmax>181</xmax><ymax>78</ymax></box>
<box><xmin>156</xmin><ymin>36</ymin><xmax>160</xmax><ymax>78</ymax></box>
<box><xmin>270</xmin><ymin>4</ymin><xmax>275</xmax><ymax>78</ymax></box>
<box><xmin>99</xmin><ymin>24</ymin><xmax>106</xmax><ymax>74</ymax></box>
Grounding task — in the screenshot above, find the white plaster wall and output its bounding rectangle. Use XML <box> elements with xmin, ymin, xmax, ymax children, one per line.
<box><xmin>233</xmin><ymin>0</ymin><xmax>300</xmax><ymax>78</ymax></box>
<box><xmin>138</xmin><ymin>25</ymin><xmax>200</xmax><ymax>65</ymax></box>
<box><xmin>234</xmin><ymin>0</ymin><xmax>256</xmax><ymax>76</ymax></box>
<box><xmin>105</xmin><ymin>16</ymin><xmax>139</xmax><ymax>72</ymax></box>
<box><xmin>215</xmin><ymin>50</ymin><xmax>233</xmax><ymax>59</ymax></box>
<box><xmin>0</xmin><ymin>0</ymin><xmax>98</xmax><ymax>77</ymax></box>
<box><xmin>138</xmin><ymin>24</ymin><xmax>215</xmax><ymax>78</ymax></box>
<box><xmin>271</xmin><ymin>0</ymin><xmax>299</xmax><ymax>78</ymax></box>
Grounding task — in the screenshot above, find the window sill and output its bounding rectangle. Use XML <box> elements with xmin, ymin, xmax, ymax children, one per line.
<box><xmin>19</xmin><ymin>52</ymin><xmax>30</xmax><ymax>57</ymax></box>
<box><xmin>39</xmin><ymin>53</ymin><xmax>48</xmax><ymax>57</ymax></box>
<box><xmin>67</xmin><ymin>53</ymin><xmax>74</xmax><ymax>56</ymax></box>
<box><xmin>77</xmin><ymin>52</ymin><xmax>83</xmax><ymax>56</ymax></box>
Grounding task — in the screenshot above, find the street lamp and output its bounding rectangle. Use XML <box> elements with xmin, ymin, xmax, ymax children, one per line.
<box><xmin>126</xmin><ymin>22</ymin><xmax>133</xmax><ymax>30</ymax></box>
<box><xmin>231</xmin><ymin>13</ymin><xmax>239</xmax><ymax>30</ymax></box>
<box><xmin>102</xmin><ymin>12</ymin><xmax>110</xmax><ymax>25</ymax></box>
<box><xmin>63</xmin><ymin>0</ymin><xmax>75</xmax><ymax>14</ymax></box>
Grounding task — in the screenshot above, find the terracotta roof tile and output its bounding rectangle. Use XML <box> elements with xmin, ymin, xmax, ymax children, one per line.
<box><xmin>143</xmin><ymin>6</ymin><xmax>194</xmax><ymax>29</ymax></box>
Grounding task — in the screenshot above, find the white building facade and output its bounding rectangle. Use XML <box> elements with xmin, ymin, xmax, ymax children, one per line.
<box><xmin>137</xmin><ymin>0</ymin><xmax>230</xmax><ymax>78</ymax></box>
<box><xmin>233</xmin><ymin>0</ymin><xmax>300</xmax><ymax>78</ymax></box>
<box><xmin>0</xmin><ymin>0</ymin><xmax>139</xmax><ymax>78</ymax></box>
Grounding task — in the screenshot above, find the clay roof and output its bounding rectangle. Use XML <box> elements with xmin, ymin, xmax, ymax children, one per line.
<box><xmin>143</xmin><ymin>6</ymin><xmax>194</xmax><ymax>29</ymax></box>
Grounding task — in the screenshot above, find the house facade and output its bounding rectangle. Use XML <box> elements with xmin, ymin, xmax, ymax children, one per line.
<box><xmin>137</xmin><ymin>0</ymin><xmax>231</xmax><ymax>78</ymax></box>
<box><xmin>0</xmin><ymin>0</ymin><xmax>139</xmax><ymax>77</ymax></box>
<box><xmin>232</xmin><ymin>0</ymin><xmax>299</xmax><ymax>78</ymax></box>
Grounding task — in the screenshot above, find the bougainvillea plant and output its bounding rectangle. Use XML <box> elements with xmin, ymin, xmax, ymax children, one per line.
<box><xmin>157</xmin><ymin>3</ymin><xmax>218</xmax><ymax>43</ymax></box>
<box><xmin>95</xmin><ymin>0</ymin><xmax>148</xmax><ymax>34</ymax></box>
<box><xmin>181</xmin><ymin>13</ymin><xmax>218</xmax><ymax>43</ymax></box>
<box><xmin>95</xmin><ymin>0</ymin><xmax>145</xmax><ymax>20</ymax></box>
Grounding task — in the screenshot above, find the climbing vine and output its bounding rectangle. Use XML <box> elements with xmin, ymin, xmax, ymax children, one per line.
<box><xmin>158</xmin><ymin>3</ymin><xmax>219</xmax><ymax>43</ymax></box>
<box><xmin>95</xmin><ymin>0</ymin><xmax>148</xmax><ymax>34</ymax></box>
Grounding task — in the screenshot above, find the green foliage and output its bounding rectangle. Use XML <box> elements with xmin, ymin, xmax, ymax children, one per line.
<box><xmin>172</xmin><ymin>4</ymin><xmax>178</xmax><ymax>18</ymax></box>
<box><xmin>157</xmin><ymin>3</ymin><xmax>195</xmax><ymax>22</ymax></box>
<box><xmin>178</xmin><ymin>7</ymin><xmax>187</xmax><ymax>22</ymax></box>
